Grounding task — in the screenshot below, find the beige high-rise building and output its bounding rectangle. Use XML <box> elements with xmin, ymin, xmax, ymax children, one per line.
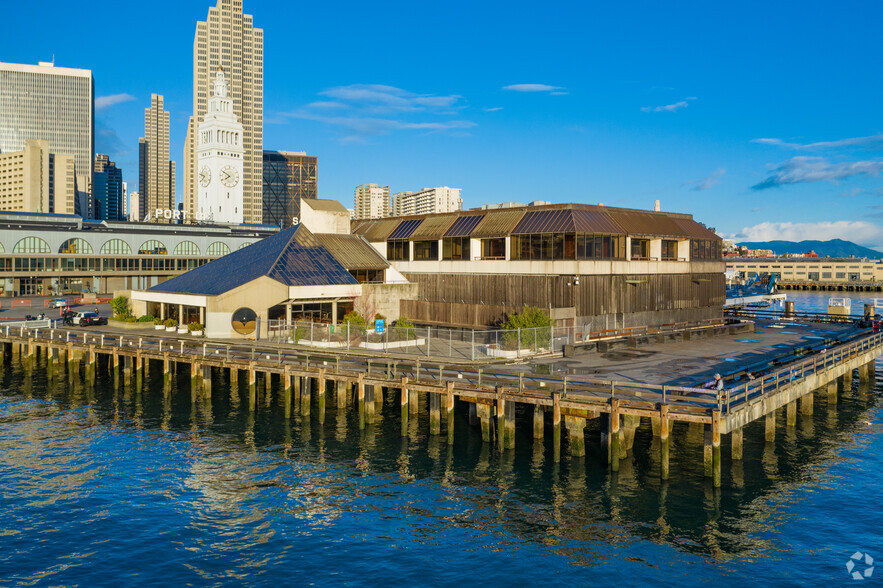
<box><xmin>0</xmin><ymin>139</ymin><xmax>75</xmax><ymax>215</ymax></box>
<box><xmin>0</xmin><ymin>61</ymin><xmax>93</xmax><ymax>186</ymax></box>
<box><xmin>183</xmin><ymin>0</ymin><xmax>263</xmax><ymax>225</ymax></box>
<box><xmin>354</xmin><ymin>184</ymin><xmax>390</xmax><ymax>220</ymax></box>
<box><xmin>139</xmin><ymin>94</ymin><xmax>174</xmax><ymax>221</ymax></box>
<box><xmin>391</xmin><ymin>186</ymin><xmax>463</xmax><ymax>217</ymax></box>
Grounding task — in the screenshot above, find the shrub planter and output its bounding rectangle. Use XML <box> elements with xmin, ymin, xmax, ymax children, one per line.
<box><xmin>481</xmin><ymin>344</ymin><xmax>532</xmax><ymax>359</ymax></box>
<box><xmin>297</xmin><ymin>339</ymin><xmax>346</xmax><ymax>348</ymax></box>
<box><xmin>177</xmin><ymin>327</ymin><xmax>188</xmax><ymax>334</ymax></box>
<box><xmin>154</xmin><ymin>324</ymin><xmax>165</xmax><ymax>330</ymax></box>
<box><xmin>362</xmin><ymin>338</ymin><xmax>426</xmax><ymax>350</ymax></box>
<box><xmin>165</xmin><ymin>326</ymin><xmax>177</xmax><ymax>332</ymax></box>
<box><xmin>190</xmin><ymin>330</ymin><xmax>203</xmax><ymax>336</ymax></box>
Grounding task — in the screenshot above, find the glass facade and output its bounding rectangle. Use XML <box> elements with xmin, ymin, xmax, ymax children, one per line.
<box><xmin>511</xmin><ymin>233</ymin><xmax>626</xmax><ymax>261</ymax></box>
<box><xmin>262</xmin><ymin>151</ymin><xmax>317</xmax><ymax>227</ymax></box>
<box><xmin>691</xmin><ymin>239</ymin><xmax>723</xmax><ymax>260</ymax></box>
<box><xmin>413</xmin><ymin>241</ymin><xmax>439</xmax><ymax>261</ymax></box>
<box><xmin>442</xmin><ymin>237</ymin><xmax>470</xmax><ymax>260</ymax></box>
<box><xmin>387</xmin><ymin>240</ymin><xmax>409</xmax><ymax>261</ymax></box>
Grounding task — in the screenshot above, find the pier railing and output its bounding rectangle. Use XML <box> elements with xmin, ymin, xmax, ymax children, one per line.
<box><xmin>725</xmin><ymin>307</ymin><xmax>861</xmax><ymax>324</ymax></box>
<box><xmin>4</xmin><ymin>322</ymin><xmax>880</xmax><ymax>422</ymax></box>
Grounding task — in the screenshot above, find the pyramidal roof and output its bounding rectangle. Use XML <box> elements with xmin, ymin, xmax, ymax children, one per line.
<box><xmin>150</xmin><ymin>225</ymin><xmax>358</xmax><ymax>296</ymax></box>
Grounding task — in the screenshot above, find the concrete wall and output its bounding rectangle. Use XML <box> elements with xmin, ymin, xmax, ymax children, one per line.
<box><xmin>209</xmin><ymin>275</ymin><xmax>290</xmax><ymax>339</ymax></box>
<box><xmin>301</xmin><ymin>202</ymin><xmax>350</xmax><ymax>234</ymax></box>
<box><xmin>358</xmin><ymin>282</ymin><xmax>419</xmax><ymax>322</ymax></box>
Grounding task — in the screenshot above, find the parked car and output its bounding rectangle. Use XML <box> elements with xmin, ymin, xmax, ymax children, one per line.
<box><xmin>74</xmin><ymin>311</ymin><xmax>107</xmax><ymax>327</ymax></box>
<box><xmin>51</xmin><ymin>298</ymin><xmax>69</xmax><ymax>308</ymax></box>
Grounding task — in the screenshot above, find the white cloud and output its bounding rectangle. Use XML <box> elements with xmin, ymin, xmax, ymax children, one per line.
<box><xmin>685</xmin><ymin>168</ymin><xmax>725</xmax><ymax>191</ymax></box>
<box><xmin>286</xmin><ymin>83</ymin><xmax>474</xmax><ymax>141</ymax></box>
<box><xmin>95</xmin><ymin>93</ymin><xmax>136</xmax><ymax>110</ymax></box>
<box><xmin>731</xmin><ymin>220</ymin><xmax>883</xmax><ymax>249</ymax></box>
<box><xmin>751</xmin><ymin>134</ymin><xmax>883</xmax><ymax>151</ymax></box>
<box><xmin>483</xmin><ymin>106</ymin><xmax>503</xmax><ymax>112</ymax></box>
<box><xmin>752</xmin><ymin>156</ymin><xmax>883</xmax><ymax>190</ymax></box>
<box><xmin>641</xmin><ymin>97</ymin><xmax>695</xmax><ymax>113</ymax></box>
<box><xmin>502</xmin><ymin>84</ymin><xmax>565</xmax><ymax>93</ymax></box>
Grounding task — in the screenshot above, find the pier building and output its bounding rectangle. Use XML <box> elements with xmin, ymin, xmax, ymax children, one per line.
<box><xmin>728</xmin><ymin>257</ymin><xmax>883</xmax><ymax>291</ymax></box>
<box><xmin>351</xmin><ymin>202</ymin><xmax>724</xmax><ymax>329</ymax></box>
<box><xmin>0</xmin><ymin>210</ymin><xmax>277</xmax><ymax>296</ymax></box>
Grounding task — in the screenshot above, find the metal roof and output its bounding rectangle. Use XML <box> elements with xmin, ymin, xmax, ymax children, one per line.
<box><xmin>388</xmin><ymin>218</ymin><xmax>423</xmax><ymax>240</ymax></box>
<box><xmin>150</xmin><ymin>225</ymin><xmax>357</xmax><ymax>295</ymax></box>
<box><xmin>352</xmin><ymin>218</ymin><xmax>402</xmax><ymax>242</ymax></box>
<box><xmin>305</xmin><ymin>231</ymin><xmax>389</xmax><ymax>270</ymax></box>
<box><xmin>605</xmin><ymin>210</ymin><xmax>696</xmax><ymax>238</ymax></box>
<box><xmin>471</xmin><ymin>209</ymin><xmax>526</xmax><ymax>238</ymax></box>
<box><xmin>445</xmin><ymin>214</ymin><xmax>484</xmax><ymax>237</ymax></box>
<box><xmin>410</xmin><ymin>214</ymin><xmax>457</xmax><ymax>240</ymax></box>
<box><xmin>671</xmin><ymin>217</ymin><xmax>720</xmax><ymax>240</ymax></box>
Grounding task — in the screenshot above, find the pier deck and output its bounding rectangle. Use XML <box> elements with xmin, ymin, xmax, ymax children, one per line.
<box><xmin>0</xmin><ymin>316</ymin><xmax>879</xmax><ymax>487</ymax></box>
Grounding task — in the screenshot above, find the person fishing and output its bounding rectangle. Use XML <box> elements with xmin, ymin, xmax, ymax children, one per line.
<box><xmin>705</xmin><ymin>373</ymin><xmax>724</xmax><ymax>392</ymax></box>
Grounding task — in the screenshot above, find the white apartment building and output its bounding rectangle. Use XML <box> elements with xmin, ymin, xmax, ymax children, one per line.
<box><xmin>0</xmin><ymin>139</ymin><xmax>76</xmax><ymax>215</ymax></box>
<box><xmin>354</xmin><ymin>184</ymin><xmax>390</xmax><ymax>219</ymax></box>
<box><xmin>391</xmin><ymin>186</ymin><xmax>462</xmax><ymax>217</ymax></box>
<box><xmin>0</xmin><ymin>61</ymin><xmax>94</xmax><ymax>183</ymax></box>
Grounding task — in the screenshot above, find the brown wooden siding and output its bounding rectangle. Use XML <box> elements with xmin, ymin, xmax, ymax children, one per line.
<box><xmin>401</xmin><ymin>272</ymin><xmax>725</xmax><ymax>326</ymax></box>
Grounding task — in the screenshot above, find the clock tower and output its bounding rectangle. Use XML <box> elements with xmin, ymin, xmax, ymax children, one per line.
<box><xmin>196</xmin><ymin>68</ymin><xmax>244</xmax><ymax>224</ymax></box>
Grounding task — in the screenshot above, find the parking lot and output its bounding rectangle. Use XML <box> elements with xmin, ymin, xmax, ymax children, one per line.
<box><xmin>0</xmin><ymin>297</ymin><xmax>113</xmax><ymax>321</ymax></box>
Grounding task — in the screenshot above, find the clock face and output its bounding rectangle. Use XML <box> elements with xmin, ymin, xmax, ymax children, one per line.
<box><xmin>220</xmin><ymin>165</ymin><xmax>239</xmax><ymax>188</ymax></box>
<box><xmin>199</xmin><ymin>166</ymin><xmax>211</xmax><ymax>187</ymax></box>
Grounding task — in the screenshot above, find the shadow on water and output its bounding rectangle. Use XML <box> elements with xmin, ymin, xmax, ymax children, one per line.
<box><xmin>0</xmin><ymin>348</ymin><xmax>880</xmax><ymax>583</ymax></box>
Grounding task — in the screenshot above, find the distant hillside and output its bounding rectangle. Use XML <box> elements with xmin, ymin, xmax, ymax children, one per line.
<box><xmin>737</xmin><ymin>239</ymin><xmax>883</xmax><ymax>259</ymax></box>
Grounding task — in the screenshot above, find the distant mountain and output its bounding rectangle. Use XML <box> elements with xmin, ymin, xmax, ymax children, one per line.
<box><xmin>736</xmin><ymin>239</ymin><xmax>883</xmax><ymax>259</ymax></box>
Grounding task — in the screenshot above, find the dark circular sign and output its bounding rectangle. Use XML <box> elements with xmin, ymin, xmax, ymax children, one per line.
<box><xmin>232</xmin><ymin>307</ymin><xmax>257</xmax><ymax>335</ymax></box>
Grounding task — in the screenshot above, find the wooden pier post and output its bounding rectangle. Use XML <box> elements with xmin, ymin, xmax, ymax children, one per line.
<box><xmin>565</xmin><ymin>416</ymin><xmax>585</xmax><ymax>457</ymax></box>
<box><xmin>357</xmin><ymin>374</ymin><xmax>366</xmax><ymax>430</ymax></box>
<box><xmin>659</xmin><ymin>405</ymin><xmax>670</xmax><ymax>480</ymax></box>
<box><xmin>317</xmin><ymin>369</ymin><xmax>326</xmax><ymax>424</ymax></box>
<box><xmin>300</xmin><ymin>377</ymin><xmax>311</xmax><ymax>416</ymax></box>
<box><xmin>765</xmin><ymin>410</ymin><xmax>776</xmax><ymax>443</ymax></box>
<box><xmin>408</xmin><ymin>388</ymin><xmax>419</xmax><ymax>416</ymax></box>
<box><xmin>712</xmin><ymin>411</ymin><xmax>722</xmax><ymax>487</ymax></box>
<box><xmin>248</xmin><ymin>363</ymin><xmax>256</xmax><ymax>412</ymax></box>
<box><xmin>786</xmin><ymin>400</ymin><xmax>797</xmax><ymax>427</ymax></box>
<box><xmin>374</xmin><ymin>385</ymin><xmax>383</xmax><ymax>411</ymax></box>
<box><xmin>731</xmin><ymin>427</ymin><xmax>743</xmax><ymax>460</ymax></box>
<box><xmin>827</xmin><ymin>380</ymin><xmax>838</xmax><ymax>405</ymax></box>
<box><xmin>202</xmin><ymin>364</ymin><xmax>211</xmax><ymax>398</ymax></box>
<box><xmin>842</xmin><ymin>369</ymin><xmax>853</xmax><ymax>391</ymax></box>
<box><xmin>552</xmin><ymin>392</ymin><xmax>561</xmax><ymax>463</ymax></box>
<box><xmin>495</xmin><ymin>393</ymin><xmax>505</xmax><ymax>451</ymax></box>
<box><xmin>293</xmin><ymin>372</ymin><xmax>301</xmax><ymax>407</ymax></box>
<box><xmin>230</xmin><ymin>367</ymin><xmax>238</xmax><ymax>387</ymax></box>
<box><xmin>163</xmin><ymin>353</ymin><xmax>171</xmax><ymax>391</ymax></box>
<box><xmin>533</xmin><ymin>405</ymin><xmax>544</xmax><ymax>439</ymax></box>
<box><xmin>365</xmin><ymin>379</ymin><xmax>375</xmax><ymax>424</ymax></box>
<box><xmin>446</xmin><ymin>382</ymin><xmax>455</xmax><ymax>444</ymax></box>
<box><xmin>429</xmin><ymin>391</ymin><xmax>441</xmax><ymax>436</ymax></box>
<box><xmin>703</xmin><ymin>424</ymin><xmax>713</xmax><ymax>479</ymax></box>
<box><xmin>337</xmin><ymin>380</ymin><xmax>347</xmax><ymax>409</ymax></box>
<box><xmin>400</xmin><ymin>377</ymin><xmax>409</xmax><ymax>437</ymax></box>
<box><xmin>800</xmin><ymin>391</ymin><xmax>814</xmax><ymax>416</ymax></box>
<box><xmin>191</xmin><ymin>361</ymin><xmax>201</xmax><ymax>398</ymax></box>
<box><xmin>504</xmin><ymin>398</ymin><xmax>515</xmax><ymax>450</ymax></box>
<box><xmin>608</xmin><ymin>399</ymin><xmax>621</xmax><ymax>471</ymax></box>
<box><xmin>477</xmin><ymin>403</ymin><xmax>493</xmax><ymax>443</ymax></box>
<box><xmin>623</xmin><ymin>414</ymin><xmax>639</xmax><ymax>453</ymax></box>
<box><xmin>283</xmin><ymin>367</ymin><xmax>292</xmax><ymax>418</ymax></box>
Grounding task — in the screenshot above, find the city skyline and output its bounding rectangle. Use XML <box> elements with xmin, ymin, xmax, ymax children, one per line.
<box><xmin>2</xmin><ymin>1</ymin><xmax>883</xmax><ymax>245</ymax></box>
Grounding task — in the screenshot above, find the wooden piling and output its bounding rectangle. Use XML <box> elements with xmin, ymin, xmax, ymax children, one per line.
<box><xmin>552</xmin><ymin>391</ymin><xmax>561</xmax><ymax>463</ymax></box>
<box><xmin>283</xmin><ymin>367</ymin><xmax>292</xmax><ymax>418</ymax></box>
<box><xmin>337</xmin><ymin>380</ymin><xmax>347</xmax><ymax>409</ymax></box>
<box><xmin>248</xmin><ymin>363</ymin><xmax>256</xmax><ymax>412</ymax></box>
<box><xmin>731</xmin><ymin>426</ymin><xmax>743</xmax><ymax>460</ymax></box>
<box><xmin>786</xmin><ymin>400</ymin><xmax>797</xmax><ymax>427</ymax></box>
<box><xmin>827</xmin><ymin>380</ymin><xmax>838</xmax><ymax>405</ymax></box>
<box><xmin>800</xmin><ymin>391</ymin><xmax>814</xmax><ymax>416</ymax></box>
<box><xmin>659</xmin><ymin>405</ymin><xmax>670</xmax><ymax>480</ymax></box>
<box><xmin>400</xmin><ymin>376</ymin><xmax>409</xmax><ymax>437</ymax></box>
<box><xmin>477</xmin><ymin>403</ymin><xmax>493</xmax><ymax>443</ymax></box>
<box><xmin>765</xmin><ymin>410</ymin><xmax>776</xmax><ymax>443</ymax></box>
<box><xmin>429</xmin><ymin>391</ymin><xmax>441</xmax><ymax>436</ymax></box>
<box><xmin>533</xmin><ymin>405</ymin><xmax>544</xmax><ymax>439</ymax></box>
<box><xmin>446</xmin><ymin>382</ymin><xmax>455</xmax><ymax>444</ymax></box>
<box><xmin>565</xmin><ymin>415</ymin><xmax>585</xmax><ymax>457</ymax></box>
<box><xmin>712</xmin><ymin>411</ymin><xmax>721</xmax><ymax>487</ymax></box>
<box><xmin>317</xmin><ymin>369</ymin><xmax>326</xmax><ymax>424</ymax></box>
<box><xmin>609</xmin><ymin>399</ymin><xmax>621</xmax><ymax>471</ymax></box>
<box><xmin>300</xmin><ymin>377</ymin><xmax>311</xmax><ymax>416</ymax></box>
<box><xmin>365</xmin><ymin>379</ymin><xmax>375</xmax><ymax>424</ymax></box>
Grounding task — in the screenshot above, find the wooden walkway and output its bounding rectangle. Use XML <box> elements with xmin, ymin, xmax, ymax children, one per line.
<box><xmin>1</xmin><ymin>323</ymin><xmax>880</xmax><ymax>487</ymax></box>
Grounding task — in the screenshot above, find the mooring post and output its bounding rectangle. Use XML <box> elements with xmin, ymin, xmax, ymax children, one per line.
<box><xmin>786</xmin><ymin>400</ymin><xmax>797</xmax><ymax>427</ymax></box>
<box><xmin>731</xmin><ymin>426</ymin><xmax>743</xmax><ymax>460</ymax></box>
<box><xmin>552</xmin><ymin>391</ymin><xmax>561</xmax><ymax>463</ymax></box>
<box><xmin>660</xmin><ymin>404</ymin><xmax>670</xmax><ymax>480</ymax></box>
<box><xmin>400</xmin><ymin>376</ymin><xmax>409</xmax><ymax>437</ymax></box>
<box><xmin>566</xmin><ymin>415</ymin><xmax>586</xmax><ymax>458</ymax></box>
<box><xmin>248</xmin><ymin>363</ymin><xmax>256</xmax><ymax>412</ymax></box>
<box><xmin>429</xmin><ymin>390</ymin><xmax>441</xmax><ymax>436</ymax></box>
<box><xmin>283</xmin><ymin>367</ymin><xmax>292</xmax><ymax>418</ymax></box>
<box><xmin>446</xmin><ymin>381</ymin><xmax>455</xmax><ymax>444</ymax></box>
<box><xmin>712</xmin><ymin>410</ymin><xmax>722</xmax><ymax>487</ymax></box>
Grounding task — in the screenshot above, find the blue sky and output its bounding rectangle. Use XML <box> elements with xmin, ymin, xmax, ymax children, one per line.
<box><xmin>3</xmin><ymin>1</ymin><xmax>883</xmax><ymax>248</ymax></box>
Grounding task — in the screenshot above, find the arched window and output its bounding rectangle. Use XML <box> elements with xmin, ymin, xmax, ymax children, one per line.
<box><xmin>139</xmin><ymin>240</ymin><xmax>168</xmax><ymax>255</ymax></box>
<box><xmin>100</xmin><ymin>239</ymin><xmax>132</xmax><ymax>255</ymax></box>
<box><xmin>174</xmin><ymin>241</ymin><xmax>200</xmax><ymax>255</ymax></box>
<box><xmin>207</xmin><ymin>242</ymin><xmax>231</xmax><ymax>256</ymax></box>
<box><xmin>0</xmin><ymin>241</ymin><xmax>6</xmax><ymax>253</ymax></box>
<box><xmin>13</xmin><ymin>237</ymin><xmax>51</xmax><ymax>253</ymax></box>
<box><xmin>238</xmin><ymin>242</ymin><xmax>253</xmax><ymax>250</ymax></box>
<box><xmin>59</xmin><ymin>238</ymin><xmax>93</xmax><ymax>254</ymax></box>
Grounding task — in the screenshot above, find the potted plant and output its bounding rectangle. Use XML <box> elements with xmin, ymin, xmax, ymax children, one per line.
<box><xmin>164</xmin><ymin>318</ymin><xmax>178</xmax><ymax>332</ymax></box>
<box><xmin>154</xmin><ymin>317</ymin><xmax>165</xmax><ymax>330</ymax></box>
<box><xmin>188</xmin><ymin>322</ymin><xmax>204</xmax><ymax>336</ymax></box>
